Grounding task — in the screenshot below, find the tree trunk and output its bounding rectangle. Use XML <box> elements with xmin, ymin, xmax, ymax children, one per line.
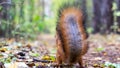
<box><xmin>0</xmin><ymin>0</ymin><xmax>11</xmax><ymax>20</ymax></box>
<box><xmin>92</xmin><ymin>0</ymin><xmax>102</xmax><ymax>33</ymax></box>
<box><xmin>0</xmin><ymin>0</ymin><xmax>11</xmax><ymax>37</ymax></box>
<box><xmin>40</xmin><ymin>0</ymin><xmax>45</xmax><ymax>21</ymax></box>
<box><xmin>100</xmin><ymin>0</ymin><xmax>113</xmax><ymax>34</ymax></box>
<box><xmin>92</xmin><ymin>0</ymin><xmax>113</xmax><ymax>34</ymax></box>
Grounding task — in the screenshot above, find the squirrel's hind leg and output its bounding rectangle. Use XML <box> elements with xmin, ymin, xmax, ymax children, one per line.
<box><xmin>78</xmin><ymin>57</ymin><xmax>84</xmax><ymax>68</ymax></box>
<box><xmin>56</xmin><ymin>34</ymin><xmax>65</xmax><ymax>64</ymax></box>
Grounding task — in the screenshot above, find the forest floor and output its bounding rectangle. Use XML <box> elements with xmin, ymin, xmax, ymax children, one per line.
<box><xmin>0</xmin><ymin>34</ymin><xmax>120</xmax><ymax>68</ymax></box>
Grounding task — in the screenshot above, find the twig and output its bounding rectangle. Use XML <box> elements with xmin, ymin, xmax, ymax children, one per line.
<box><xmin>33</xmin><ymin>58</ymin><xmax>53</xmax><ymax>63</ymax></box>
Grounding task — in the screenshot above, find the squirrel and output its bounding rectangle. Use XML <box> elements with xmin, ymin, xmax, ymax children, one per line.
<box><xmin>56</xmin><ymin>2</ymin><xmax>89</xmax><ymax>68</ymax></box>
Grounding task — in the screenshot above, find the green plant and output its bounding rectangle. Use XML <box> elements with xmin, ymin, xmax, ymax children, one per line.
<box><xmin>95</xmin><ymin>47</ymin><xmax>104</xmax><ymax>52</ymax></box>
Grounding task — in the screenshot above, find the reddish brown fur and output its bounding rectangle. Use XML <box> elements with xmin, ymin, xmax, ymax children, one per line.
<box><xmin>56</xmin><ymin>7</ymin><xmax>89</xmax><ymax>67</ymax></box>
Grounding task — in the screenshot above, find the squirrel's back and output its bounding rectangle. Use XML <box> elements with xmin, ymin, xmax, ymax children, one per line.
<box><xmin>56</xmin><ymin>3</ymin><xmax>88</xmax><ymax>64</ymax></box>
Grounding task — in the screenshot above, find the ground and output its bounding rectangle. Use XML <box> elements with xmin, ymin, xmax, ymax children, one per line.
<box><xmin>0</xmin><ymin>34</ymin><xmax>120</xmax><ymax>68</ymax></box>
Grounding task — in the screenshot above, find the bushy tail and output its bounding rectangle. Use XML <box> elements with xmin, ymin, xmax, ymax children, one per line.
<box><xmin>56</xmin><ymin>2</ymin><xmax>88</xmax><ymax>63</ymax></box>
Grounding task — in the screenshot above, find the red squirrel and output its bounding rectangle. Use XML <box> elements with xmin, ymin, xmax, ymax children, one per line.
<box><xmin>56</xmin><ymin>3</ymin><xmax>89</xmax><ymax>68</ymax></box>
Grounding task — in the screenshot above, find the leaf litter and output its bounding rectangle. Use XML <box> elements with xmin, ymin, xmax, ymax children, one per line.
<box><xmin>0</xmin><ymin>34</ymin><xmax>120</xmax><ymax>68</ymax></box>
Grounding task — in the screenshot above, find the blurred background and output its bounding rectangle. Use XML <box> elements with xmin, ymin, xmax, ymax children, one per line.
<box><xmin>0</xmin><ymin>0</ymin><xmax>120</xmax><ymax>40</ymax></box>
<box><xmin>0</xmin><ymin>1</ymin><xmax>120</xmax><ymax>67</ymax></box>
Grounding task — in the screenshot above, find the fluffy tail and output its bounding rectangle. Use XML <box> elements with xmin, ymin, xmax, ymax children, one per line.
<box><xmin>56</xmin><ymin>3</ymin><xmax>88</xmax><ymax>63</ymax></box>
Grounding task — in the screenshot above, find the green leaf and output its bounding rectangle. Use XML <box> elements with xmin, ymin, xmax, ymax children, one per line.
<box><xmin>0</xmin><ymin>6</ymin><xmax>2</xmax><ymax>10</ymax></box>
<box><xmin>0</xmin><ymin>58</ymin><xmax>5</xmax><ymax>63</ymax></box>
<box><xmin>30</xmin><ymin>53</ymin><xmax>39</xmax><ymax>57</ymax></box>
<box><xmin>114</xmin><ymin>11</ymin><xmax>120</xmax><ymax>16</ymax></box>
<box><xmin>5</xmin><ymin>57</ymin><xmax>11</xmax><ymax>63</ymax></box>
<box><xmin>33</xmin><ymin>15</ymin><xmax>40</xmax><ymax>21</ymax></box>
<box><xmin>87</xmin><ymin>27</ymin><xmax>93</xmax><ymax>34</ymax></box>
<box><xmin>105</xmin><ymin>62</ymin><xmax>120</xmax><ymax>68</ymax></box>
<box><xmin>112</xmin><ymin>3</ymin><xmax>117</xmax><ymax>10</ymax></box>
<box><xmin>49</xmin><ymin>56</ymin><xmax>56</xmax><ymax>61</ymax></box>
<box><xmin>95</xmin><ymin>47</ymin><xmax>104</xmax><ymax>52</ymax></box>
